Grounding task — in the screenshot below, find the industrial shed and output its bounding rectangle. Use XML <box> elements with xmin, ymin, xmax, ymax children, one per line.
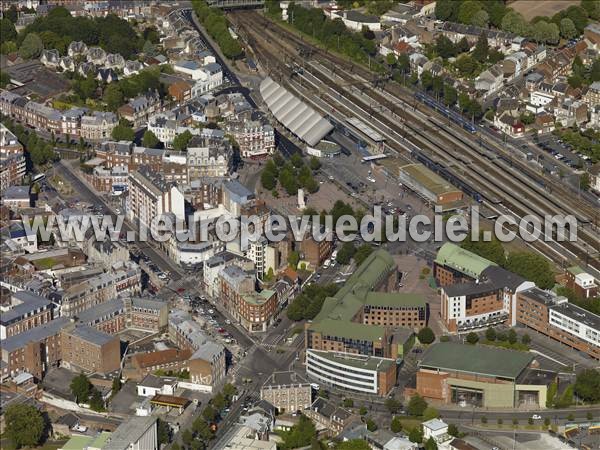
<box><xmin>259</xmin><ymin>77</ymin><xmax>333</xmax><ymax>146</ymax></box>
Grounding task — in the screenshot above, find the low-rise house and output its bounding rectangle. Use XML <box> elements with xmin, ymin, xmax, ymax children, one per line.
<box><xmin>190</xmin><ymin>63</ymin><xmax>223</xmax><ymax>97</ymax></box>
<box><xmin>584</xmin><ymin>81</ymin><xmax>600</xmax><ymax>107</ymax></box>
<box><xmin>554</xmin><ymin>99</ymin><xmax>588</xmax><ymax>127</ymax></box>
<box><xmin>422</xmin><ymin>418</ymin><xmax>451</xmax><ymax>446</ymax></box>
<box><xmin>589</xmin><ymin>104</ymin><xmax>600</xmax><ymax>130</ymax></box>
<box><xmin>589</xmin><ymin>164</ymin><xmax>600</xmax><ymax>193</ymax></box>
<box><xmin>136</xmin><ymin>374</ymin><xmax>178</xmax><ymax>397</ymax></box>
<box><xmin>59</xmin><ymin>56</ymin><xmax>75</xmax><ymax>72</ymax></box>
<box><xmin>565</xmin><ymin>266</ymin><xmax>598</xmax><ymax>299</ymax></box>
<box><xmin>118</xmin><ymin>90</ymin><xmax>161</xmax><ymax>127</ymax></box>
<box><xmin>168</xmin><ymin>80</ymin><xmax>194</xmax><ymax>103</ymax></box>
<box><xmin>494</xmin><ymin>111</ymin><xmax>525</xmax><ymax>138</ymax></box>
<box><xmin>584</xmin><ymin>22</ymin><xmax>600</xmax><ymax>50</ymax></box>
<box><xmin>87</xmin><ymin>47</ymin><xmax>107</xmax><ymax>66</ymax></box>
<box><xmin>80</xmin><ymin>111</ymin><xmax>117</xmax><ymax>141</ymax></box>
<box><xmin>475</xmin><ymin>64</ymin><xmax>503</xmax><ymax>94</ymax></box>
<box><xmin>40</xmin><ymin>49</ymin><xmax>60</xmax><ymax>69</ymax></box>
<box><xmin>304</xmin><ymin>397</ymin><xmax>358</xmax><ymax>436</ymax></box>
<box><xmin>124</xmin><ymin>60</ymin><xmax>144</xmax><ymax>77</ymax></box>
<box><xmin>105</xmin><ymin>53</ymin><xmax>125</xmax><ymax>71</ymax></box>
<box><xmin>534</xmin><ymin>113</ymin><xmax>555</xmax><ymax>134</ymax></box>
<box><xmin>332</xmin><ymin>10</ymin><xmax>381</xmax><ymax>32</ymax></box>
<box><xmin>68</xmin><ymin>41</ymin><xmax>88</xmax><ymax>58</ymax></box>
<box><xmin>2</xmin><ymin>185</ymin><xmax>30</xmax><ymax>208</ymax></box>
<box><xmin>96</xmin><ymin>68</ymin><xmax>119</xmax><ymax>84</ymax></box>
<box><xmin>77</xmin><ymin>62</ymin><xmax>96</xmax><ymax>78</ymax></box>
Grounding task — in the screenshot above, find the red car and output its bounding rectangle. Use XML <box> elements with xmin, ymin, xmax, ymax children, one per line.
<box><xmin>218</xmin><ymin>328</ymin><xmax>226</xmax><ymax>333</ymax></box>
<box><xmin>177</xmin><ymin>288</ymin><xmax>185</xmax><ymax>293</ymax></box>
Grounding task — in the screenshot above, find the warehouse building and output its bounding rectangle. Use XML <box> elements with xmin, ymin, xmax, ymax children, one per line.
<box><xmin>411</xmin><ymin>342</ymin><xmax>555</xmax><ymax>409</ymax></box>
<box><xmin>398</xmin><ymin>163</ymin><xmax>463</xmax><ymax>209</ymax></box>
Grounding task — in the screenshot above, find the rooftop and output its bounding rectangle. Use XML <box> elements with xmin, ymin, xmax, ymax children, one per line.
<box><xmin>309</xmin><ymin>349</ymin><xmax>395</xmax><ymax>372</ymax></box>
<box><xmin>67</xmin><ymin>324</ymin><xmax>116</xmax><ymax>346</ymax></box>
<box><xmin>103</xmin><ymin>416</ymin><xmax>157</xmax><ymax>450</ymax></box>
<box><xmin>420</xmin><ymin>342</ymin><xmax>533</xmax><ymax>380</ymax></box>
<box><xmin>434</xmin><ymin>242</ymin><xmax>496</xmax><ymax>279</ymax></box>
<box><xmin>263</xmin><ymin>371</ymin><xmax>310</xmax><ymax>388</ymax></box>
<box><xmin>551</xmin><ymin>301</ymin><xmax>600</xmax><ymax>330</ymax></box>
<box><xmin>399</xmin><ymin>163</ymin><xmax>462</xmax><ymax>197</ymax></box>
<box><xmin>2</xmin><ymin>317</ymin><xmax>69</xmax><ymax>353</ymax></box>
<box><xmin>364</xmin><ymin>292</ymin><xmax>426</xmax><ymax>308</ymax></box>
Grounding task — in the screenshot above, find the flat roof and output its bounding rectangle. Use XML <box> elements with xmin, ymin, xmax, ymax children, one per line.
<box><xmin>2</xmin><ymin>317</ymin><xmax>69</xmax><ymax>353</ymax></box>
<box><xmin>551</xmin><ymin>301</ymin><xmax>600</xmax><ymax>330</ymax></box>
<box><xmin>346</xmin><ymin>117</ymin><xmax>384</xmax><ymax>142</ymax></box>
<box><xmin>263</xmin><ymin>371</ymin><xmax>310</xmax><ymax>388</ymax></box>
<box><xmin>309</xmin><ymin>349</ymin><xmax>395</xmax><ymax>372</ymax></box>
<box><xmin>399</xmin><ymin>163</ymin><xmax>462</xmax><ymax>197</ymax></box>
<box><xmin>420</xmin><ymin>342</ymin><xmax>533</xmax><ymax>380</ymax></box>
<box><xmin>310</xmin><ymin>319</ymin><xmax>385</xmax><ymax>342</ymax></box>
<box><xmin>68</xmin><ymin>324</ymin><xmax>116</xmax><ymax>346</ymax></box>
<box><xmin>103</xmin><ymin>417</ymin><xmax>156</xmax><ymax>450</ymax></box>
<box><xmin>150</xmin><ymin>394</ymin><xmax>189</xmax><ymax>407</ymax></box>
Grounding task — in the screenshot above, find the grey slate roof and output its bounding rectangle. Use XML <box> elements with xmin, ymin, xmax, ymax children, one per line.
<box><xmin>2</xmin><ymin>317</ymin><xmax>70</xmax><ymax>353</ymax></box>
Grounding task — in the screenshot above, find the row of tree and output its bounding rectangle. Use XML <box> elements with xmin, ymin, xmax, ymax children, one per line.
<box><xmin>2</xmin><ymin>116</ymin><xmax>55</xmax><ymax>167</ymax></box>
<box><xmin>461</xmin><ymin>232</ymin><xmax>555</xmax><ymax>289</ymax></box>
<box><xmin>261</xmin><ymin>152</ymin><xmax>319</xmax><ymax>195</ymax></box>
<box><xmin>287</xmin><ymin>283</ymin><xmax>339</xmax><ymax>321</ymax></box>
<box><xmin>192</xmin><ymin>0</ymin><xmax>242</xmax><ymax>60</ymax></box>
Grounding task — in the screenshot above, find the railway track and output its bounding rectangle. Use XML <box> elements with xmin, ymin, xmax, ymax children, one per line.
<box><xmin>231</xmin><ymin>11</ymin><xmax>600</xmax><ymax>272</ymax></box>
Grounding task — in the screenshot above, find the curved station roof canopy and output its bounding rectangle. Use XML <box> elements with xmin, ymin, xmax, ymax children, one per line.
<box><xmin>260</xmin><ymin>77</ymin><xmax>334</xmax><ymax>147</ymax></box>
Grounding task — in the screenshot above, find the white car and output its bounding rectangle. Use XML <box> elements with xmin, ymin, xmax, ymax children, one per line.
<box><xmin>531</xmin><ymin>414</ymin><xmax>542</xmax><ymax>420</ymax></box>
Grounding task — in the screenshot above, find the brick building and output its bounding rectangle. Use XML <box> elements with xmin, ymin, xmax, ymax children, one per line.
<box><xmin>565</xmin><ymin>266</ymin><xmax>598</xmax><ymax>299</ymax></box>
<box><xmin>0</xmin><ymin>291</ymin><xmax>54</xmax><ymax>340</ymax></box>
<box><xmin>433</xmin><ymin>243</ymin><xmax>496</xmax><ymax>287</ymax></box>
<box><xmin>60</xmin><ymin>324</ymin><xmax>121</xmax><ymax>374</ymax></box>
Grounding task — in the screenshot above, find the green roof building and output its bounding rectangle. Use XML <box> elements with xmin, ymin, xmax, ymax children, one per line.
<box><xmin>433</xmin><ymin>242</ymin><xmax>496</xmax><ymax>286</ymax></box>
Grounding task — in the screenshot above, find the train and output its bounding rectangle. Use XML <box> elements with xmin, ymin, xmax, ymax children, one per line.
<box><xmin>414</xmin><ymin>91</ymin><xmax>478</xmax><ymax>134</ymax></box>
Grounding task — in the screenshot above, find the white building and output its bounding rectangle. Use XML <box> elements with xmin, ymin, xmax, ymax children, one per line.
<box><xmin>422</xmin><ymin>418</ymin><xmax>450</xmax><ymax>445</ymax></box>
<box><xmin>136</xmin><ymin>374</ymin><xmax>177</xmax><ymax>397</ymax></box>
<box><xmin>549</xmin><ymin>301</ymin><xmax>600</xmax><ymax>348</ymax></box>
<box><xmin>103</xmin><ymin>416</ymin><xmax>158</xmax><ymax>450</ymax></box>
<box><xmin>127</xmin><ymin>169</ymin><xmax>185</xmax><ymax>232</ymax></box>
<box><xmin>331</xmin><ymin>10</ymin><xmax>381</xmax><ymax>32</ymax></box>
<box><xmin>174</xmin><ymin>60</ymin><xmax>204</xmax><ymax>80</ymax></box>
<box><xmin>191</xmin><ymin>63</ymin><xmax>223</xmax><ymax>97</ymax></box>
<box><xmin>529</xmin><ymin>91</ymin><xmax>555</xmax><ymax>108</ymax></box>
<box><xmin>305</xmin><ymin>349</ymin><xmax>394</xmax><ymax>395</ymax></box>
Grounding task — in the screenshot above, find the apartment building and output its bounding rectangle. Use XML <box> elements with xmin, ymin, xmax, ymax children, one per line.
<box><xmin>203</xmin><ymin>251</ymin><xmax>254</xmax><ymax>298</ymax></box>
<box><xmin>0</xmin><ymin>291</ymin><xmax>54</xmax><ymax>340</ymax></box>
<box><xmin>0</xmin><ymin>124</ymin><xmax>26</xmax><ymax>192</ymax></box>
<box><xmin>126</xmin><ymin>297</ymin><xmax>169</xmax><ymax>331</ymax></box>
<box><xmin>52</xmin><ymin>262</ymin><xmax>141</xmax><ymax>317</ymax></box>
<box><xmin>299</xmin><ymin>233</ymin><xmax>334</xmax><ymax>268</ymax></box>
<box><xmin>517</xmin><ymin>288</ymin><xmax>600</xmax><ymax>359</ymax></box>
<box><xmin>305</xmin><ymin>250</ymin><xmax>404</xmax><ymax>396</ymax></box>
<box><xmin>261</xmin><ymin>372</ymin><xmax>312</xmax><ymax>413</ymax></box>
<box><xmin>187</xmin><ymin>131</ymin><xmax>232</xmax><ymax>179</ymax></box>
<box><xmin>103</xmin><ymin>416</ymin><xmax>158</xmax><ymax>450</ymax></box>
<box><xmin>441</xmin><ymin>266</ymin><xmax>535</xmax><ymax>333</ymax></box>
<box><xmin>168</xmin><ymin>310</ymin><xmax>226</xmax><ymax>389</ymax></box>
<box><xmin>117</xmin><ymin>90</ymin><xmax>161</xmax><ymax>127</ymax></box>
<box><xmin>127</xmin><ymin>169</ymin><xmax>185</xmax><ymax>231</ymax></box>
<box><xmin>60</xmin><ymin>324</ymin><xmax>121</xmax><ymax>373</ymax></box>
<box><xmin>227</xmin><ymin>119</ymin><xmax>275</xmax><ymax>158</ymax></box>
<box><xmin>80</xmin><ymin>111</ymin><xmax>117</xmax><ymax>140</ymax></box>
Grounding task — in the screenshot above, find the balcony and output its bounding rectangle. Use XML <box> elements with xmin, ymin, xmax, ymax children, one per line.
<box><xmin>457</xmin><ymin>313</ymin><xmax>509</xmax><ymax>332</ymax></box>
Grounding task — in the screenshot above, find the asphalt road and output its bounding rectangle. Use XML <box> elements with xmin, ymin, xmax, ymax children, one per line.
<box><xmin>54</xmin><ymin>160</ymin><xmax>184</xmax><ymax>280</ymax></box>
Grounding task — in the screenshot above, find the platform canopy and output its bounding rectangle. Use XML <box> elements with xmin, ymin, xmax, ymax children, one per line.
<box><xmin>260</xmin><ymin>77</ymin><xmax>333</xmax><ymax>147</ymax></box>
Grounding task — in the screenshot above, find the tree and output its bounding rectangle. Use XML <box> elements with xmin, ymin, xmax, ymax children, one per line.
<box><xmin>309</xmin><ymin>155</ymin><xmax>321</xmax><ymax>171</ymax></box>
<box><xmin>417</xmin><ymin>327</ymin><xmax>435</xmax><ymax>344</ymax></box>
<box><xmin>560</xmin><ymin>18</ymin><xmax>578</xmax><ymax>39</ymax></box>
<box><xmin>193</xmin><ymin>416</ymin><xmax>214</xmax><ymax>442</ymax></box>
<box><xmin>19</xmin><ymin>32</ymin><xmax>43</xmax><ymax>59</ymax></box>
<box><xmin>359</xmin><ymin>406</ymin><xmax>368</xmax><ymax>416</ymax></box>
<box><xmin>287</xmin><ymin>251</ymin><xmax>300</xmax><ymax>269</ymax></box>
<box><xmin>111</xmin><ymin>377</ymin><xmax>122</xmax><ymax>395</ymax></box>
<box><xmin>0</xmin><ymin>70</ymin><xmax>10</xmax><ymax>88</ymax></box>
<box><xmin>443</xmin><ymin>84</ymin><xmax>457</xmax><ymax>107</ymax></box>
<box><xmin>336</xmin><ymin>440</ymin><xmax>371</xmax><ymax>450</ymax></box>
<box><xmin>366</xmin><ymin>418</ymin><xmax>377</xmax><ymax>431</ymax></box>
<box><xmin>521</xmin><ymin>333</ymin><xmax>531</xmax><ymax>345</ymax></box>
<box><xmin>448</xmin><ymin>423</ymin><xmax>460</xmax><ymax>437</ymax></box>
<box><xmin>202</xmin><ymin>404</ymin><xmax>217</xmax><ymax>422</ymax></box>
<box><xmin>461</xmin><ymin>232</ymin><xmax>506</xmax><ymax>266</ymax></box>
<box><xmin>223</xmin><ymin>383</ymin><xmax>237</xmax><ymax>401</ymax></box>
<box><xmin>71</xmin><ymin>373</ymin><xmax>92</xmax><ymax>403</ymax></box>
<box><xmin>508</xmin><ymin>328</ymin><xmax>518</xmax><ymax>344</ymax></box>
<box><xmin>172</xmin><ymin>130</ymin><xmax>193</xmax><ymax>151</ymax></box>
<box><xmin>435</xmin><ymin>35</ymin><xmax>457</xmax><ymax>59</ymax></box>
<box><xmin>425</xmin><ymin>437</ymin><xmax>438</xmax><ymax>450</ymax></box>
<box><xmin>103</xmin><ymin>84</ymin><xmax>124</xmax><ymax>111</ymax></box>
<box><xmin>408</xmin><ymin>427</ymin><xmax>423</xmax><ymax>443</ymax></box>
<box><xmin>261</xmin><ymin>169</ymin><xmax>277</xmax><ymax>190</ymax></box>
<box><xmin>157</xmin><ymin>418</ymin><xmax>170</xmax><ymax>445</ymax></box>
<box><xmin>555</xmin><ymin>384</ymin><xmax>574</xmax><ymax>408</ymax></box>
<box><xmin>343</xmin><ymin>398</ymin><xmax>354</xmax><ymax>408</ymax></box>
<box><xmin>89</xmin><ymin>388</ymin><xmax>105</xmax><ymax>411</ymax></box>
<box><xmin>280</xmin><ymin>415</ymin><xmax>316</xmax><ymax>449</ymax></box>
<box><xmin>391</xmin><ymin>416</ymin><xmax>403</xmax><ymax>433</ymax></box>
<box><xmin>473</xmin><ymin>33</ymin><xmax>488</xmax><ymax>63</ymax></box>
<box><xmin>466</xmin><ymin>332</ymin><xmax>479</xmax><ymax>344</ymax></box>
<box><xmin>455</xmin><ymin>54</ymin><xmax>478</xmax><ymax>77</ymax></box>
<box><xmin>212</xmin><ymin>392</ymin><xmax>226</xmax><ymax>411</ymax></box>
<box><xmin>111</xmin><ymin>124</ymin><xmax>135</xmax><ymax>141</ymax></box>
<box><xmin>435</xmin><ymin>0</ymin><xmax>456</xmax><ymax>21</ymax></box>
<box><xmin>501</xmin><ymin>10</ymin><xmax>530</xmax><ymax>36</ymax></box>
<box><xmin>574</xmin><ymin>369</ymin><xmax>600</xmax><ymax>403</ymax></box>
<box><xmin>423</xmin><ymin>406</ymin><xmax>439</xmax><ymax>421</ymax></box>
<box><xmin>0</xmin><ymin>19</ymin><xmax>17</xmax><ymax>44</ymax></box>
<box><xmin>471</xmin><ymin>9</ymin><xmax>489</xmax><ymax>27</ymax></box>
<box><xmin>354</xmin><ymin>244</ymin><xmax>373</xmax><ymax>266</ymax></box>
<box><xmin>407</xmin><ymin>394</ymin><xmax>428</xmax><ymax>416</ymax></box>
<box><xmin>485</xmin><ymin>327</ymin><xmax>496</xmax><ymax>341</ymax></box>
<box><xmin>385</xmin><ymin>398</ymin><xmax>401</xmax><ymax>414</ymax></box>
<box><xmin>336</xmin><ymin>242</ymin><xmax>356</xmax><ymax>264</ymax></box>
<box><xmin>4</xmin><ymin>404</ymin><xmax>45</xmax><ymax>448</ymax></box>
<box><xmin>142</xmin><ymin>129</ymin><xmax>160</xmax><ymax>148</ymax></box>
<box><xmin>458</xmin><ymin>1</ymin><xmax>482</xmax><ymax>25</ymax></box>
<box><xmin>506</xmin><ymin>252</ymin><xmax>554</xmax><ymax>289</ymax></box>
